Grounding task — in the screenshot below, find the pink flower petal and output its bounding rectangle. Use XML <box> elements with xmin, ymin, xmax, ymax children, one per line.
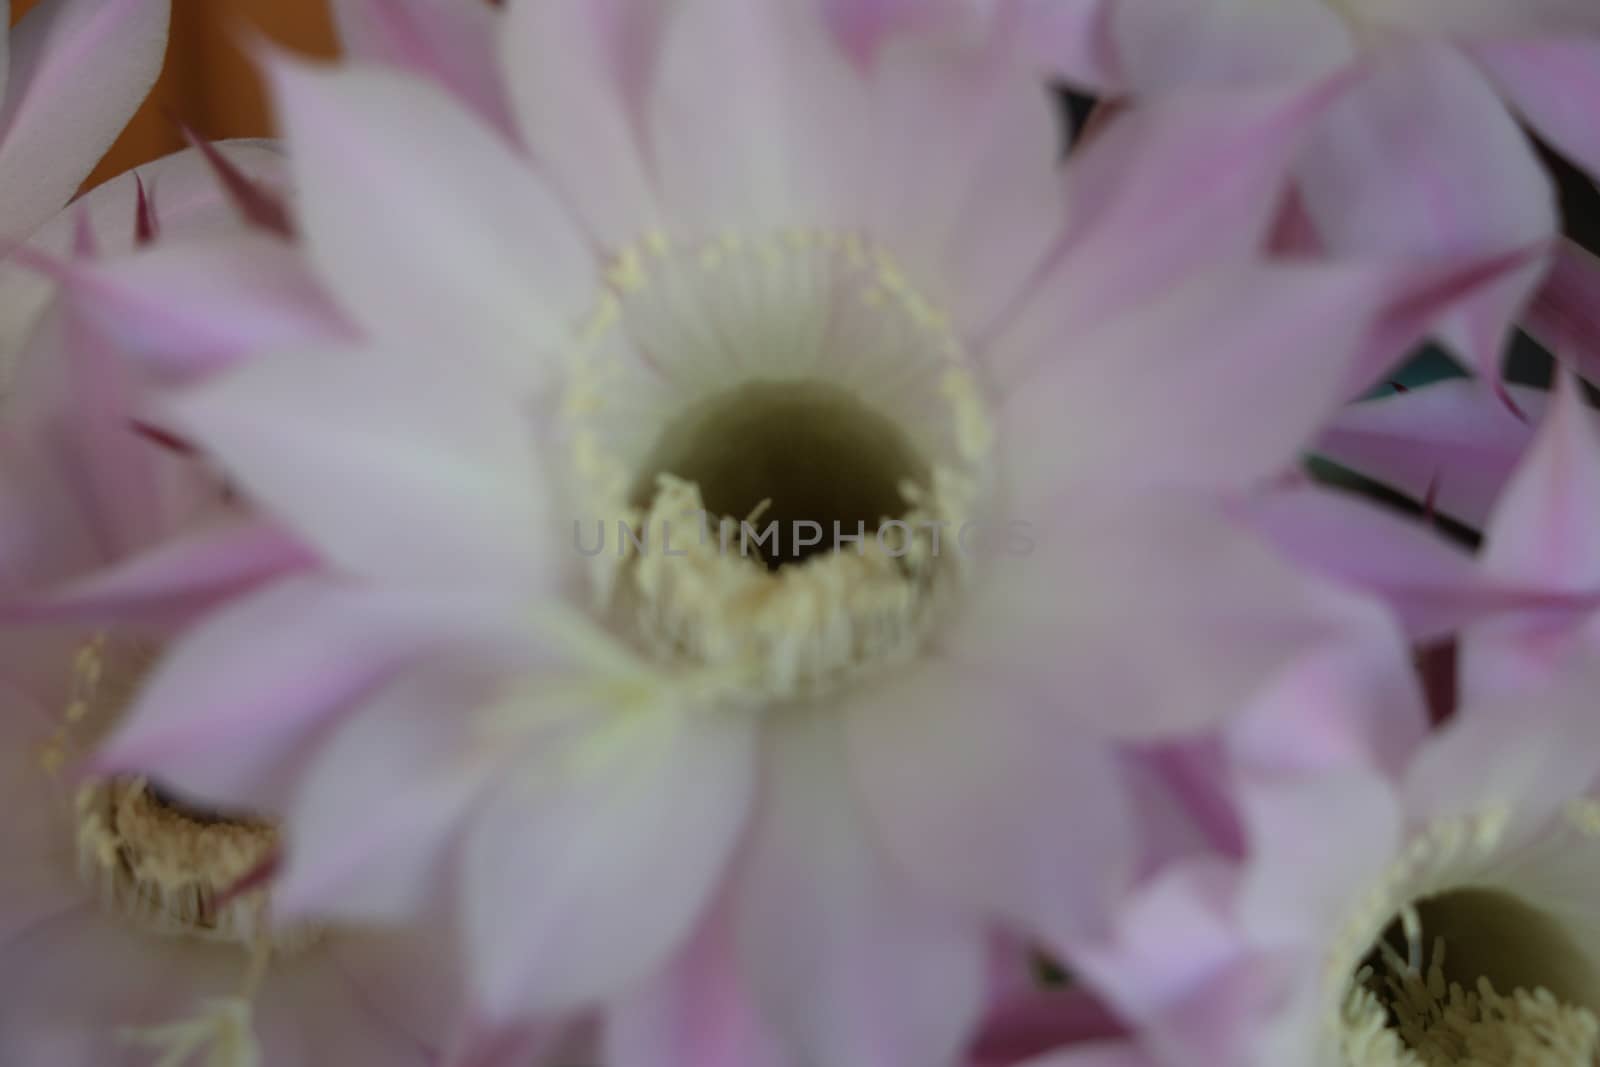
<box><xmin>3</xmin><ymin>514</ymin><xmax>314</xmax><ymax>626</ymax></box>
<box><xmin>604</xmin><ymin>910</ymin><xmax>792</xmax><ymax>1067</ymax></box>
<box><xmin>1</xmin><ymin>306</ymin><xmax>169</xmax><ymax>563</ymax></box>
<box><xmin>0</xmin><ymin>907</ymin><xmax>440</xmax><ymax>1064</ymax></box>
<box><xmin>1248</xmin><ymin>485</ymin><xmax>1495</xmax><ymax>642</ymax></box>
<box><xmin>946</xmin><ymin>495</ymin><xmax>1401</xmax><ymax>740</ymax></box>
<box><xmin>273</xmin><ymin>668</ymin><xmax>494</xmax><ymax>923</ymax></box>
<box><xmin>0</xmin><ymin>677</ymin><xmax>78</xmax><ymax>947</ymax></box>
<box><xmin>732</xmin><ymin>711</ymin><xmax>988</xmax><ymax>1067</ymax></box>
<box><xmin>447</xmin><ymin>1021</ymin><xmax>602</xmax><ymax>1067</ymax></box>
<box><xmin>1480</xmin><ymin>373</ymin><xmax>1600</xmax><ymax>588</ymax></box>
<box><xmin>1523</xmin><ymin>238</ymin><xmax>1600</xmax><ymax>384</ymax></box>
<box><xmin>1235</xmin><ymin>771</ymin><xmax>1400</xmax><ymax>945</ymax></box>
<box><xmin>0</xmin><ymin>0</ymin><xmax>170</xmax><ymax>237</ymax></box>
<box><xmin>0</xmin><ymin>142</ymin><xmax>291</xmax><ymax>383</ymax></box>
<box><xmin>985</xmin><ymin>79</ymin><xmax>1351</xmax><ymax>383</ymax></box>
<box><xmin>1008</xmin><ymin>266</ymin><xmax>1355</xmax><ymax>490</ymax></box>
<box><xmin>1351</xmin><ymin>0</ymin><xmax>1600</xmax><ymax>38</ymax></box>
<box><xmin>326</xmin><ymin>928</ymin><xmax>468</xmax><ymax>1064</ymax></box>
<box><xmin>50</xmin><ymin>233</ymin><xmax>352</xmax><ymax>380</ymax></box>
<box><xmin>648</xmin><ymin>0</ymin><xmax>869</xmax><ymax>230</ymax></box>
<box><xmin>1014</xmin><ymin>1042</ymin><xmax>1157</xmax><ymax>1067</ymax></box>
<box><xmin>81</xmin><ymin>142</ymin><xmax>290</xmax><ymax>247</ymax></box>
<box><xmin>1314</xmin><ymin>378</ymin><xmax>1541</xmax><ymax>528</ymax></box>
<box><xmin>1224</xmin><ymin>632</ymin><xmax>1428</xmax><ymax>782</ymax></box>
<box><xmin>1108</xmin><ymin>0</ymin><xmax>1352</xmax><ymax>91</ymax></box>
<box><xmin>1003</xmin><ymin>260</ymin><xmax>1501</xmax><ymax>494</ymax></box>
<box><xmin>250</xmin><ymin>951</ymin><xmax>440</xmax><ymax>1065</ymax></box>
<box><xmin>1460</xmin><ymin>612</ymin><xmax>1599</xmax><ymax>709</ymax></box>
<box><xmin>1070</xmin><ymin>860</ymin><xmax>1262</xmax><ymax>1064</ymax></box>
<box><xmin>265</xmin><ymin>58</ymin><xmax>592</xmax><ymax>384</ymax></box>
<box><xmin>1462</xmin><ymin>375</ymin><xmax>1600</xmax><ymax>701</ymax></box>
<box><xmin>865</xmin><ymin>15</ymin><xmax>1065</xmax><ymax>337</ymax></box>
<box><xmin>0</xmin><ymin>912</ymin><xmax>244</xmax><ymax>1065</ymax></box>
<box><xmin>0</xmin><ymin>904</ymin><xmax>437</xmax><ymax>1066</ymax></box>
<box><xmin>462</xmin><ymin>710</ymin><xmax>757</xmax><ymax>1019</ymax></box>
<box><xmin>1405</xmin><ymin>653</ymin><xmax>1600</xmax><ymax>838</ymax></box>
<box><xmin>848</xmin><ymin>657</ymin><xmax>1137</xmax><ymax>948</ymax></box>
<box><xmin>1018</xmin><ymin>0</ymin><xmax>1122</xmax><ymax>92</ymax></box>
<box><xmin>164</xmin><ymin>343</ymin><xmax>548</xmax><ymax>586</ymax></box>
<box><xmin>1122</xmin><ymin>743</ymin><xmax>1244</xmax><ymax>872</ymax></box>
<box><xmin>175</xmin><ymin>131</ymin><xmax>294</xmax><ymax>237</ymax></box>
<box><xmin>969</xmin><ymin>985</ymin><xmax>1125</xmax><ymax>1067</ymax></box>
<box><xmin>0</xmin><ymin>421</ymin><xmax>103</xmax><ymax>589</ymax></box>
<box><xmin>1295</xmin><ymin>43</ymin><xmax>1557</xmax><ymax>381</ymax></box>
<box><xmin>1476</xmin><ymin>38</ymin><xmax>1600</xmax><ymax>184</ymax></box>
<box><xmin>330</xmin><ymin>0</ymin><xmax>516</xmax><ymax>140</ymax></box>
<box><xmin>1299</xmin><ymin>43</ymin><xmax>1555</xmax><ymax>258</ymax></box>
<box><xmin>89</xmin><ymin>577</ymin><xmax>514</xmax><ymax>809</ymax></box>
<box><xmin>824</xmin><ymin>0</ymin><xmax>994</xmax><ymax>68</ymax></box>
<box><xmin>1126</xmin><ymin>953</ymin><xmax>1298</xmax><ymax>1067</ymax></box>
<box><xmin>500</xmin><ymin>0</ymin><xmax>666</xmax><ymax>245</ymax></box>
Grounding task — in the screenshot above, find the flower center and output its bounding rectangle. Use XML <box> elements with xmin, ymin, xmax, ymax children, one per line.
<box><xmin>55</xmin><ymin>637</ymin><xmax>311</xmax><ymax>952</ymax></box>
<box><xmin>76</xmin><ymin>778</ymin><xmax>291</xmax><ymax>947</ymax></box>
<box><xmin>1331</xmin><ymin>807</ymin><xmax>1600</xmax><ymax>1066</ymax></box>
<box><xmin>631</xmin><ymin>380</ymin><xmax>926</xmax><ymax>569</ymax></box>
<box><xmin>565</xmin><ymin>228</ymin><xmax>993</xmax><ymax>702</ymax></box>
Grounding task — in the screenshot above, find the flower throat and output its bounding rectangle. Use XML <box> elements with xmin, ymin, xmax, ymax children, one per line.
<box><xmin>1339</xmin><ymin>881</ymin><xmax>1600</xmax><ymax>1065</ymax></box>
<box><xmin>630</xmin><ymin>380</ymin><xmax>927</xmax><ymax>570</ymax></box>
<box><xmin>567</xmin><ymin>227</ymin><xmax>994</xmax><ymax>702</ymax></box>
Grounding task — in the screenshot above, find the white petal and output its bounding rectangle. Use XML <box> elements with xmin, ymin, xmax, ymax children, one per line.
<box><xmin>501</xmin><ymin>0</ymin><xmax>663</xmax><ymax>245</ymax></box>
<box><xmin>0</xmin><ymin>0</ymin><xmax>170</xmax><ymax>237</ymax></box>
<box><xmin>166</xmin><ymin>343</ymin><xmax>549</xmax><ymax>587</ymax></box>
<box><xmin>848</xmin><ymin>658</ymin><xmax>1137</xmax><ymax>948</ymax></box>
<box><xmin>266</xmin><ymin>59</ymin><xmax>593</xmax><ymax>386</ymax></box>
<box><xmin>649</xmin><ymin>0</ymin><xmax>870</xmax><ymax>231</ymax></box>
<box><xmin>732</xmin><ymin>712</ymin><xmax>988</xmax><ymax>1067</ymax></box>
<box><xmin>462</xmin><ymin>709</ymin><xmax>756</xmax><ymax>1018</ymax></box>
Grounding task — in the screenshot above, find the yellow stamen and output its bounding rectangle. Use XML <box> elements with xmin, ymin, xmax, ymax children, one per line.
<box><xmin>1341</xmin><ymin>938</ymin><xmax>1599</xmax><ymax>1066</ymax></box>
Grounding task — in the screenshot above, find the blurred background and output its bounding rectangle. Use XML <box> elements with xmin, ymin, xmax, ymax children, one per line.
<box><xmin>12</xmin><ymin>0</ymin><xmax>340</xmax><ymax>190</ymax></box>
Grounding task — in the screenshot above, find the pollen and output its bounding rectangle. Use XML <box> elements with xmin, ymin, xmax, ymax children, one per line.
<box><xmin>624</xmin><ymin>472</ymin><xmax>945</xmax><ymax>699</ymax></box>
<box><xmin>75</xmin><ymin>778</ymin><xmax>313</xmax><ymax>952</ymax></box>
